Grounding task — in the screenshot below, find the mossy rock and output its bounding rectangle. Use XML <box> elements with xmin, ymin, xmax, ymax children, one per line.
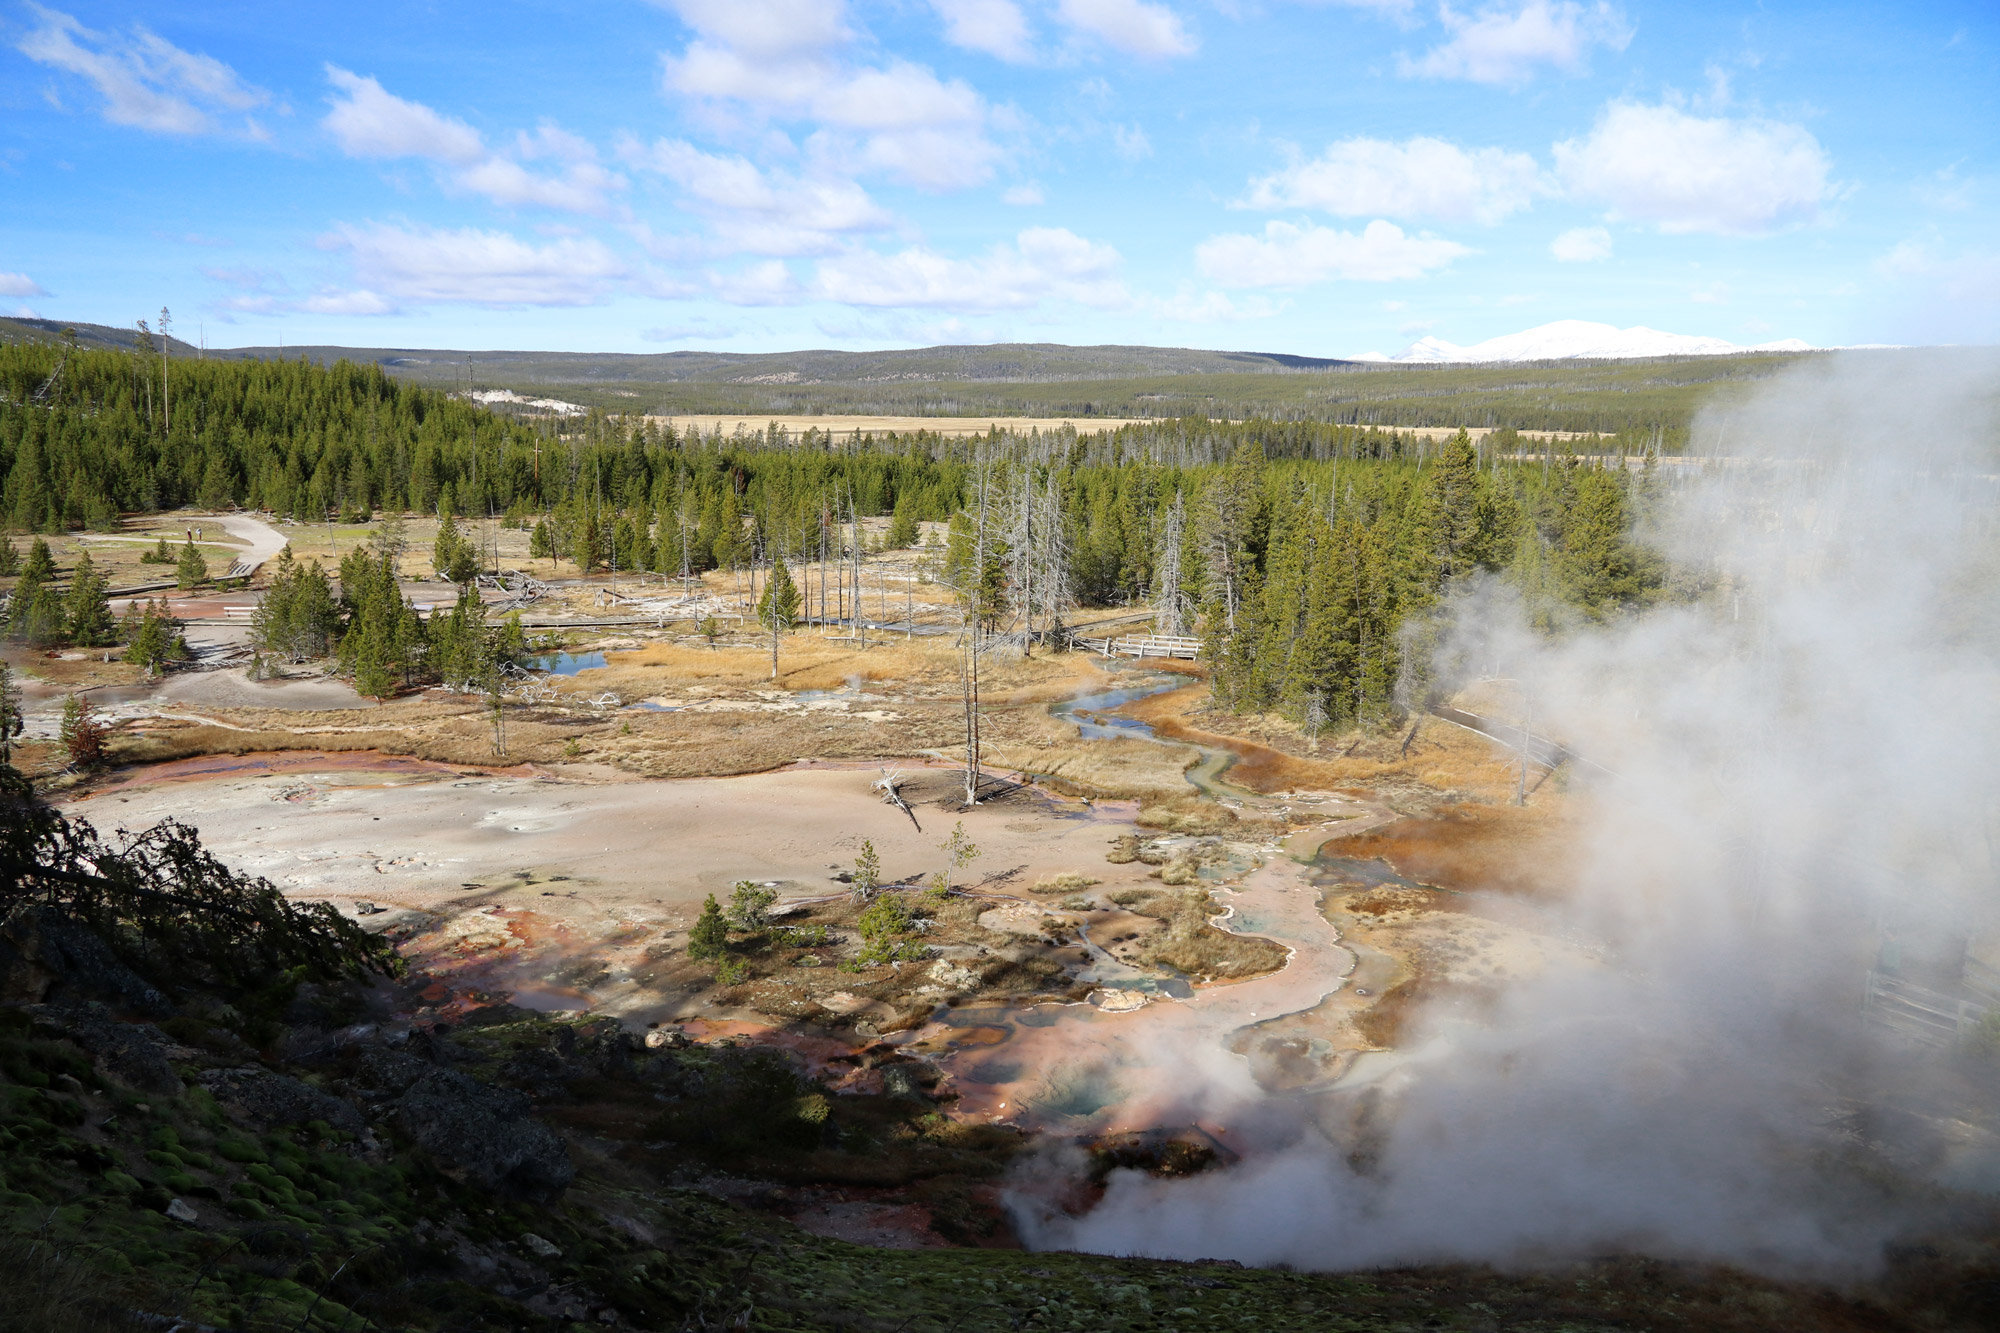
<box><xmin>102</xmin><ymin>1170</ymin><xmax>141</xmax><ymax>1193</ymax></box>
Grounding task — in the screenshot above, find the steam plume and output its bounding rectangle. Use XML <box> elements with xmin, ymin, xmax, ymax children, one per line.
<box><xmin>1015</xmin><ymin>350</ymin><xmax>2000</xmax><ymax>1274</ymax></box>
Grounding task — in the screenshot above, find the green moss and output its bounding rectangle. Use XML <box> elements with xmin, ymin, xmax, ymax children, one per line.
<box><xmin>213</xmin><ymin>1134</ymin><xmax>262</xmax><ymax>1163</ymax></box>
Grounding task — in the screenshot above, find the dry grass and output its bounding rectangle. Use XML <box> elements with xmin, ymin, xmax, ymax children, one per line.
<box><xmin>594</xmin><ymin>635</ymin><xmax>1102</xmax><ymax>700</ymax></box>
<box><xmin>1121</xmin><ymin>681</ymin><xmax>1536</xmax><ymax>805</ymax></box>
<box><xmin>1115</xmin><ymin>885</ymin><xmax>1288</xmax><ymax>982</ymax></box>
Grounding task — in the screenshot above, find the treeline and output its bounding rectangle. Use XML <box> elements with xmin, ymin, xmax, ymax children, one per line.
<box><xmin>4</xmin><ymin>345</ymin><xmax>1670</xmax><ymax>727</ymax></box>
<box><xmin>3</xmin><ymin>339</ymin><xmax>1682</xmax><ymax>541</ymax></box>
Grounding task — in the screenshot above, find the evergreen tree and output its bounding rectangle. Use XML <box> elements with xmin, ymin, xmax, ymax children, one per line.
<box><xmin>433</xmin><ymin>512</ymin><xmax>476</xmax><ymax>583</ymax></box>
<box><xmin>7</xmin><ymin>538</ymin><xmax>60</xmax><ymax>645</ymax></box>
<box><xmin>0</xmin><ymin>538</ymin><xmax>16</xmax><ymax>577</ymax></box>
<box><xmin>687</xmin><ymin>894</ymin><xmax>729</xmax><ymax>960</ymax></box>
<box><xmin>18</xmin><ymin>536</ymin><xmax>53</xmax><ymax>585</ymax></box>
<box><xmin>63</xmin><ymin>550</ymin><xmax>114</xmax><ymax>646</ymax></box>
<box><xmin>755</xmin><ymin>559</ymin><xmax>801</xmax><ymax>680</ymax></box>
<box><xmin>851</xmin><ymin>839</ymin><xmax>881</xmax><ymax>903</ymax></box>
<box><xmin>529</xmin><ymin>519</ymin><xmax>554</xmax><ymax>565</ymax></box>
<box><xmin>726</xmin><ymin>880</ymin><xmax>777</xmax><ymax>932</ymax></box>
<box><xmin>175</xmin><ymin>535</ymin><xmax>208</xmax><ymax>589</ymax></box>
<box><xmin>124</xmin><ymin>599</ymin><xmax>189</xmax><ymax>673</ymax></box>
<box><xmin>430</xmin><ymin>581</ymin><xmax>493</xmax><ymax>689</ymax></box>
<box><xmin>0</xmin><ymin>661</ymin><xmax>22</xmax><ymax>765</ymax></box>
<box><xmin>885</xmin><ymin>501</ymin><xmax>919</xmax><ymax>549</ymax></box>
<box><xmin>251</xmin><ymin>549</ymin><xmax>340</xmax><ymax>662</ymax></box>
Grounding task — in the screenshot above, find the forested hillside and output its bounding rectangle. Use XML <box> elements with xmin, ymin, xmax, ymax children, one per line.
<box><xmin>0</xmin><ymin>318</ymin><xmax>1808</xmax><ymax>436</ymax></box>
<box><xmin>3</xmin><ymin>341</ymin><xmax>1665</xmax><ymax>727</ymax></box>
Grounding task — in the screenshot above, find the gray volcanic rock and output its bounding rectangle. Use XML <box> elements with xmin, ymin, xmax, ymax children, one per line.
<box><xmin>394</xmin><ymin>1068</ymin><xmax>573</xmax><ymax>1199</ymax></box>
<box><xmin>30</xmin><ymin>1004</ymin><xmax>182</xmax><ymax>1095</ymax></box>
<box><xmin>0</xmin><ymin>906</ymin><xmax>170</xmax><ymax>1016</ymax></box>
<box><xmin>197</xmin><ymin>1066</ymin><xmax>366</xmax><ymax>1135</ymax></box>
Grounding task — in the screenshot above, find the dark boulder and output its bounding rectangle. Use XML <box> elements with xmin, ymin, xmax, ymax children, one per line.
<box><xmin>30</xmin><ymin>1005</ymin><xmax>182</xmax><ymax>1095</ymax></box>
<box><xmin>196</xmin><ymin>1066</ymin><xmax>366</xmax><ymax>1136</ymax></box>
<box><xmin>393</xmin><ymin>1068</ymin><xmax>573</xmax><ymax>1199</ymax></box>
<box><xmin>0</xmin><ymin>906</ymin><xmax>170</xmax><ymax>1016</ymax></box>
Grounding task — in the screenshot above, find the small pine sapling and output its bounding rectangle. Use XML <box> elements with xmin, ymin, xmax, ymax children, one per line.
<box><xmin>851</xmin><ymin>839</ymin><xmax>881</xmax><ymax>903</ymax></box>
<box><xmin>687</xmin><ymin>894</ymin><xmax>729</xmax><ymax>960</ymax></box>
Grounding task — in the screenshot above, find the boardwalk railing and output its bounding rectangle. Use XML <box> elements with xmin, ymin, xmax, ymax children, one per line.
<box><xmin>1863</xmin><ymin>969</ymin><xmax>1991</xmax><ymax>1047</ymax></box>
<box><xmin>1070</xmin><ymin>633</ymin><xmax>1202</xmax><ymax>660</ymax></box>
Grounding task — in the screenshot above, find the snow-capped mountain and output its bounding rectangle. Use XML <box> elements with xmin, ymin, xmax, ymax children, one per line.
<box><xmin>1352</xmin><ymin>320</ymin><xmax>1815</xmax><ymax>364</ymax></box>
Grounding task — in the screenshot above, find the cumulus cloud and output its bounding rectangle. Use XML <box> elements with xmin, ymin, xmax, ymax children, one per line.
<box><xmin>1402</xmin><ymin>0</ymin><xmax>1631</xmax><ymax>87</ymax></box>
<box><xmin>1246</xmin><ymin>135</ymin><xmax>1541</xmax><ymax>225</ymax></box>
<box><xmin>1196</xmin><ymin>219</ymin><xmax>1470</xmax><ymax>288</ymax></box>
<box><xmin>1554</xmin><ymin>101</ymin><xmax>1830</xmax><ymax>236</ymax></box>
<box><xmin>662</xmin><ymin>34</ymin><xmax>1000</xmax><ymax>190</ymax></box>
<box><xmin>0</xmin><ymin>272</ymin><xmax>50</xmax><ymax>298</ymax></box>
<box><xmin>322</xmin><ymin>67</ymin><xmax>483</xmax><ymax>163</ymax></box>
<box><xmin>322</xmin><ymin>222</ymin><xmax>625</xmax><ymax>306</ymax></box>
<box><xmin>810</xmin><ymin>227</ymin><xmax>1127</xmax><ymax>309</ymax></box>
<box><xmin>1056</xmin><ymin>0</ymin><xmax>1197</xmax><ymax>58</ymax></box>
<box><xmin>17</xmin><ymin>5</ymin><xmax>270</xmax><ymax>137</ymax></box>
<box><xmin>932</xmin><ymin>0</ymin><xmax>1035</xmax><ymax>62</ymax></box>
<box><xmin>1550</xmin><ymin>224</ymin><xmax>1611</xmax><ymax>261</ymax></box>
<box><xmin>322</xmin><ymin>69</ymin><xmax>623</xmax><ymax>213</ymax></box>
<box><xmin>622</xmin><ymin>137</ymin><xmax>891</xmax><ymax>255</ymax></box>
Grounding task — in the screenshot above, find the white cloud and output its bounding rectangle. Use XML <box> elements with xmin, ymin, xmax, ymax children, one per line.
<box><xmin>17</xmin><ymin>5</ymin><xmax>269</xmax><ymax>137</ymax></box>
<box><xmin>1550</xmin><ymin>224</ymin><xmax>1611</xmax><ymax>261</ymax></box>
<box><xmin>659</xmin><ymin>0</ymin><xmax>852</xmax><ymax>58</ymax></box>
<box><xmin>322</xmin><ymin>70</ymin><xmax>623</xmax><ymax>213</ymax></box>
<box><xmin>932</xmin><ymin>0</ymin><xmax>1035</xmax><ymax>61</ymax></box>
<box><xmin>0</xmin><ymin>272</ymin><xmax>49</xmax><ymax>298</ymax></box>
<box><xmin>1554</xmin><ymin>101</ymin><xmax>1830</xmax><ymax>236</ymax></box>
<box><xmin>711</xmin><ymin>259</ymin><xmax>804</xmax><ymax>305</ymax></box>
<box><xmin>1003</xmin><ymin>183</ymin><xmax>1045</xmax><ymax>205</ymax></box>
<box><xmin>297</xmin><ymin>289</ymin><xmax>398</xmax><ymax>316</ymax></box>
<box><xmin>1878</xmin><ymin>239</ymin><xmax>2000</xmax><ymax>303</ymax></box>
<box><xmin>623</xmin><ymin>137</ymin><xmax>891</xmax><ymax>255</ymax></box>
<box><xmin>1112</xmin><ymin>124</ymin><xmax>1153</xmax><ymax>160</ymax></box>
<box><xmin>1246</xmin><ymin>135</ymin><xmax>1541</xmax><ymax>225</ymax></box>
<box><xmin>322</xmin><ymin>222</ymin><xmax>625</xmax><ymax>306</ymax></box>
<box><xmin>1056</xmin><ymin>0</ymin><xmax>1197</xmax><ymax>59</ymax></box>
<box><xmin>1402</xmin><ymin>0</ymin><xmax>1631</xmax><ymax>87</ymax></box>
<box><xmin>661</xmin><ymin>35</ymin><xmax>1001</xmax><ymax>190</ymax></box>
<box><xmin>810</xmin><ymin>227</ymin><xmax>1127</xmax><ymax>309</ymax></box>
<box><xmin>1196</xmin><ymin>219</ymin><xmax>1470</xmax><ymax>288</ymax></box>
<box><xmin>322</xmin><ymin>67</ymin><xmax>483</xmax><ymax>163</ymax></box>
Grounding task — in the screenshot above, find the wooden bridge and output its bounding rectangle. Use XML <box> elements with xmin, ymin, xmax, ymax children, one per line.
<box><xmin>1068</xmin><ymin>632</ymin><xmax>1202</xmax><ymax>660</ymax></box>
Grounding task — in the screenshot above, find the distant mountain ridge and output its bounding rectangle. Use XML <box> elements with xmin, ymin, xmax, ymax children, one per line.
<box><xmin>0</xmin><ymin>318</ymin><xmax>1354</xmax><ymax>383</ymax></box>
<box><xmin>1356</xmin><ymin>319</ymin><xmax>1817</xmax><ymax>364</ymax></box>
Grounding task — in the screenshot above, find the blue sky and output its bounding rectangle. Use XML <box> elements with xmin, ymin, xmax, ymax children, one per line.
<box><xmin>1</xmin><ymin>0</ymin><xmax>1994</xmax><ymax>356</ymax></box>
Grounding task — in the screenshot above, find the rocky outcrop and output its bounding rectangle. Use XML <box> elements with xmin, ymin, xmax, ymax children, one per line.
<box><xmin>196</xmin><ymin>1066</ymin><xmax>367</xmax><ymax>1135</ymax></box>
<box><xmin>0</xmin><ymin>906</ymin><xmax>170</xmax><ymax>1016</ymax></box>
<box><xmin>393</xmin><ymin>1068</ymin><xmax>574</xmax><ymax>1199</ymax></box>
<box><xmin>29</xmin><ymin>1004</ymin><xmax>183</xmax><ymax>1095</ymax></box>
